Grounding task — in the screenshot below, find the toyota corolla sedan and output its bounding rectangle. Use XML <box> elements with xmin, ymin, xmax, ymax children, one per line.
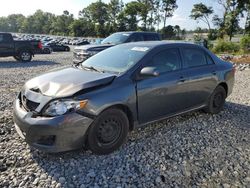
<box><xmin>13</xmin><ymin>42</ymin><xmax>235</xmax><ymax>154</ymax></box>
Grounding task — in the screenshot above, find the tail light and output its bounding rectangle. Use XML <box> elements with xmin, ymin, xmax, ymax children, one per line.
<box><xmin>38</xmin><ymin>41</ymin><xmax>43</xmax><ymax>49</ymax></box>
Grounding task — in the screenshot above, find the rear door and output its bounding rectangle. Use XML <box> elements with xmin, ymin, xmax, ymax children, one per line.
<box><xmin>0</xmin><ymin>34</ymin><xmax>14</xmax><ymax>56</ymax></box>
<box><xmin>180</xmin><ymin>47</ymin><xmax>218</xmax><ymax>107</ymax></box>
<box><xmin>136</xmin><ymin>47</ymin><xmax>190</xmax><ymax>124</ymax></box>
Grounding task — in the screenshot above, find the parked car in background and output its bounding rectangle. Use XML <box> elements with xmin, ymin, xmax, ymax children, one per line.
<box><xmin>14</xmin><ymin>42</ymin><xmax>235</xmax><ymax>154</ymax></box>
<box><xmin>75</xmin><ymin>40</ymin><xmax>90</xmax><ymax>46</ymax></box>
<box><xmin>40</xmin><ymin>44</ymin><xmax>52</xmax><ymax>54</ymax></box>
<box><xmin>45</xmin><ymin>42</ymin><xmax>70</xmax><ymax>52</ymax></box>
<box><xmin>73</xmin><ymin>31</ymin><xmax>161</xmax><ymax>63</ymax></box>
<box><xmin>0</xmin><ymin>33</ymin><xmax>42</xmax><ymax>62</ymax></box>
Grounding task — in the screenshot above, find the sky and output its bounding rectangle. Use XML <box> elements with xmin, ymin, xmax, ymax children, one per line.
<box><xmin>0</xmin><ymin>0</ymin><xmax>247</xmax><ymax>30</ymax></box>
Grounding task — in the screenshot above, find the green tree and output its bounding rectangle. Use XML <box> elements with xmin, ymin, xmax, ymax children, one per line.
<box><xmin>161</xmin><ymin>0</ymin><xmax>178</xmax><ymax>28</ymax></box>
<box><xmin>80</xmin><ymin>0</ymin><xmax>108</xmax><ymax>37</ymax></box>
<box><xmin>174</xmin><ymin>25</ymin><xmax>180</xmax><ymax>37</ymax></box>
<box><xmin>0</xmin><ymin>17</ymin><xmax>9</xmax><ymax>32</ymax></box>
<box><xmin>108</xmin><ymin>0</ymin><xmax>124</xmax><ymax>33</ymax></box>
<box><xmin>161</xmin><ymin>25</ymin><xmax>175</xmax><ymax>39</ymax></box>
<box><xmin>123</xmin><ymin>1</ymin><xmax>141</xmax><ymax>31</ymax></box>
<box><xmin>214</xmin><ymin>0</ymin><xmax>249</xmax><ymax>40</ymax></box>
<box><xmin>244</xmin><ymin>2</ymin><xmax>250</xmax><ymax>34</ymax></box>
<box><xmin>190</xmin><ymin>3</ymin><xmax>213</xmax><ymax>31</ymax></box>
<box><xmin>52</xmin><ymin>10</ymin><xmax>74</xmax><ymax>35</ymax></box>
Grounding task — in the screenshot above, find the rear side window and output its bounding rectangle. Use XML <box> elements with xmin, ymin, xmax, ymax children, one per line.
<box><xmin>182</xmin><ymin>48</ymin><xmax>207</xmax><ymax>68</ymax></box>
<box><xmin>128</xmin><ymin>34</ymin><xmax>144</xmax><ymax>42</ymax></box>
<box><xmin>206</xmin><ymin>54</ymin><xmax>215</xmax><ymax>65</ymax></box>
<box><xmin>0</xmin><ymin>35</ymin><xmax>3</xmax><ymax>42</ymax></box>
<box><xmin>148</xmin><ymin>48</ymin><xmax>181</xmax><ymax>73</ymax></box>
<box><xmin>144</xmin><ymin>34</ymin><xmax>158</xmax><ymax>41</ymax></box>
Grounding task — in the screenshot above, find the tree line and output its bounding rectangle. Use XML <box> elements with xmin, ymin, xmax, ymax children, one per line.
<box><xmin>0</xmin><ymin>0</ymin><xmax>249</xmax><ymax>40</ymax></box>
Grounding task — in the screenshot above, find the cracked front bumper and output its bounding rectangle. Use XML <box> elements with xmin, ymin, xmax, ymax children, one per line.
<box><xmin>13</xmin><ymin>98</ymin><xmax>94</xmax><ymax>153</ymax></box>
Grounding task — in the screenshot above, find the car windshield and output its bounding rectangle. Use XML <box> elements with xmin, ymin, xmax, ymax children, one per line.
<box><xmin>101</xmin><ymin>33</ymin><xmax>130</xmax><ymax>45</ymax></box>
<box><xmin>81</xmin><ymin>45</ymin><xmax>150</xmax><ymax>74</ymax></box>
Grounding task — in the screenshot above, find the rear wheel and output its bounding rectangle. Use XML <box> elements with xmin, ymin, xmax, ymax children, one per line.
<box><xmin>204</xmin><ymin>85</ymin><xmax>226</xmax><ymax>114</ymax></box>
<box><xmin>65</xmin><ymin>47</ymin><xmax>70</xmax><ymax>51</ymax></box>
<box><xmin>87</xmin><ymin>108</ymin><xmax>129</xmax><ymax>155</ymax></box>
<box><xmin>19</xmin><ymin>51</ymin><xmax>32</xmax><ymax>62</ymax></box>
<box><xmin>43</xmin><ymin>48</ymin><xmax>51</xmax><ymax>54</ymax></box>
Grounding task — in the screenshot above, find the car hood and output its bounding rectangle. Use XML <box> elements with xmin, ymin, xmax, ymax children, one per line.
<box><xmin>74</xmin><ymin>44</ymin><xmax>114</xmax><ymax>51</ymax></box>
<box><xmin>24</xmin><ymin>67</ymin><xmax>116</xmax><ymax>98</ymax></box>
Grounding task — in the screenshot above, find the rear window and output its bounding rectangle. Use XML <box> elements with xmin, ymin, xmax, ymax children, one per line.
<box><xmin>182</xmin><ymin>48</ymin><xmax>207</xmax><ymax>68</ymax></box>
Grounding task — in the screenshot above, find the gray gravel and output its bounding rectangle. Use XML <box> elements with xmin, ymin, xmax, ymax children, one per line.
<box><xmin>0</xmin><ymin>51</ymin><xmax>249</xmax><ymax>188</ymax></box>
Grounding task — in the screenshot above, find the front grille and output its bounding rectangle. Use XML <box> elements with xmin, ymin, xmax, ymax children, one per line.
<box><xmin>22</xmin><ymin>95</ymin><xmax>40</xmax><ymax>111</ymax></box>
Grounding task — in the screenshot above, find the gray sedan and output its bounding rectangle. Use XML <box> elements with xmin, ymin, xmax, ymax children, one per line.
<box><xmin>13</xmin><ymin>42</ymin><xmax>235</xmax><ymax>154</ymax></box>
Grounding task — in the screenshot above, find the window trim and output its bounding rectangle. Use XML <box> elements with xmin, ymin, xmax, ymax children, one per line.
<box><xmin>205</xmin><ymin>53</ymin><xmax>215</xmax><ymax>65</ymax></box>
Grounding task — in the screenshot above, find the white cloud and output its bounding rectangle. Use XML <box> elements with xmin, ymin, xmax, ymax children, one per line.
<box><xmin>170</xmin><ymin>14</ymin><xmax>187</xmax><ymax>22</ymax></box>
<box><xmin>0</xmin><ymin>0</ymin><xmax>83</xmax><ymax>17</ymax></box>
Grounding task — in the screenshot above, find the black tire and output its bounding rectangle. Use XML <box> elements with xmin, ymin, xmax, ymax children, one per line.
<box><xmin>65</xmin><ymin>47</ymin><xmax>70</xmax><ymax>52</ymax></box>
<box><xmin>19</xmin><ymin>51</ymin><xmax>32</xmax><ymax>62</ymax></box>
<box><xmin>43</xmin><ymin>48</ymin><xmax>51</xmax><ymax>54</ymax></box>
<box><xmin>13</xmin><ymin>56</ymin><xmax>20</xmax><ymax>61</ymax></box>
<box><xmin>204</xmin><ymin>85</ymin><xmax>226</xmax><ymax>114</ymax></box>
<box><xmin>87</xmin><ymin>108</ymin><xmax>129</xmax><ymax>155</ymax></box>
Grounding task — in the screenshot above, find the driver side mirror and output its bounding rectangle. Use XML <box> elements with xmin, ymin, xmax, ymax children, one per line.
<box><xmin>139</xmin><ymin>67</ymin><xmax>160</xmax><ymax>78</ymax></box>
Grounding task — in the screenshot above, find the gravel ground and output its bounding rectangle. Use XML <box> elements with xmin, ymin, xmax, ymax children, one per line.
<box><xmin>0</xmin><ymin>51</ymin><xmax>249</xmax><ymax>188</ymax></box>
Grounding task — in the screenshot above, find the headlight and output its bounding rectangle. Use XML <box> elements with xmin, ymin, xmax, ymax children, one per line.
<box><xmin>44</xmin><ymin>99</ymin><xmax>88</xmax><ymax>116</ymax></box>
<box><xmin>88</xmin><ymin>51</ymin><xmax>97</xmax><ymax>56</ymax></box>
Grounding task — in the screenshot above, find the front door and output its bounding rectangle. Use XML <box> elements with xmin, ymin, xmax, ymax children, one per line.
<box><xmin>136</xmin><ymin>48</ymin><xmax>190</xmax><ymax>124</ymax></box>
<box><xmin>0</xmin><ymin>34</ymin><xmax>14</xmax><ymax>56</ymax></box>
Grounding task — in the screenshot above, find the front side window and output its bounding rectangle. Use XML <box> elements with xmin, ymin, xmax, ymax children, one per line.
<box><xmin>182</xmin><ymin>48</ymin><xmax>207</xmax><ymax>68</ymax></box>
<box><xmin>148</xmin><ymin>48</ymin><xmax>181</xmax><ymax>73</ymax></box>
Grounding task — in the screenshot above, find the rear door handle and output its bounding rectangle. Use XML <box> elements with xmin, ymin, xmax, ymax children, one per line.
<box><xmin>179</xmin><ymin>76</ymin><xmax>186</xmax><ymax>82</ymax></box>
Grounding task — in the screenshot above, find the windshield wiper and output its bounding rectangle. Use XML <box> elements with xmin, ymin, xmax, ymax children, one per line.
<box><xmin>102</xmin><ymin>42</ymin><xmax>115</xmax><ymax>45</ymax></box>
<box><xmin>81</xmin><ymin>65</ymin><xmax>104</xmax><ymax>73</ymax></box>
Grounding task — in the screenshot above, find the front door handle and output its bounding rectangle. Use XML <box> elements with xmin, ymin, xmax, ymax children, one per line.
<box><xmin>212</xmin><ymin>71</ymin><xmax>217</xmax><ymax>75</ymax></box>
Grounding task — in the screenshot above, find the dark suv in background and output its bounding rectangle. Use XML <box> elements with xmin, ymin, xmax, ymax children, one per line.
<box><xmin>73</xmin><ymin>31</ymin><xmax>161</xmax><ymax>63</ymax></box>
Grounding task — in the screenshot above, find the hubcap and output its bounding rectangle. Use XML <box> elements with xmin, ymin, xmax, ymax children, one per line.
<box><xmin>21</xmin><ymin>52</ymin><xmax>31</xmax><ymax>61</ymax></box>
<box><xmin>213</xmin><ymin>92</ymin><xmax>223</xmax><ymax>108</ymax></box>
<box><xmin>97</xmin><ymin>118</ymin><xmax>122</xmax><ymax>144</ymax></box>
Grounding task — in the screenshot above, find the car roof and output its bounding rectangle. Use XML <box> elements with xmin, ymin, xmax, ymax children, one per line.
<box><xmin>118</xmin><ymin>41</ymin><xmax>204</xmax><ymax>49</ymax></box>
<box><xmin>115</xmin><ymin>31</ymin><xmax>159</xmax><ymax>35</ymax></box>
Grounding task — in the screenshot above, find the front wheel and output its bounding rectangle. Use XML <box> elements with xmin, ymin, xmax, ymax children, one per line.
<box><xmin>19</xmin><ymin>51</ymin><xmax>32</xmax><ymax>62</ymax></box>
<box><xmin>204</xmin><ymin>85</ymin><xmax>226</xmax><ymax>114</ymax></box>
<box><xmin>87</xmin><ymin>108</ymin><xmax>129</xmax><ymax>155</ymax></box>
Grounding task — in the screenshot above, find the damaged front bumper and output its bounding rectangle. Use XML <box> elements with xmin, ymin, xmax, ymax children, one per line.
<box><xmin>13</xmin><ymin>97</ymin><xmax>94</xmax><ymax>153</ymax></box>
